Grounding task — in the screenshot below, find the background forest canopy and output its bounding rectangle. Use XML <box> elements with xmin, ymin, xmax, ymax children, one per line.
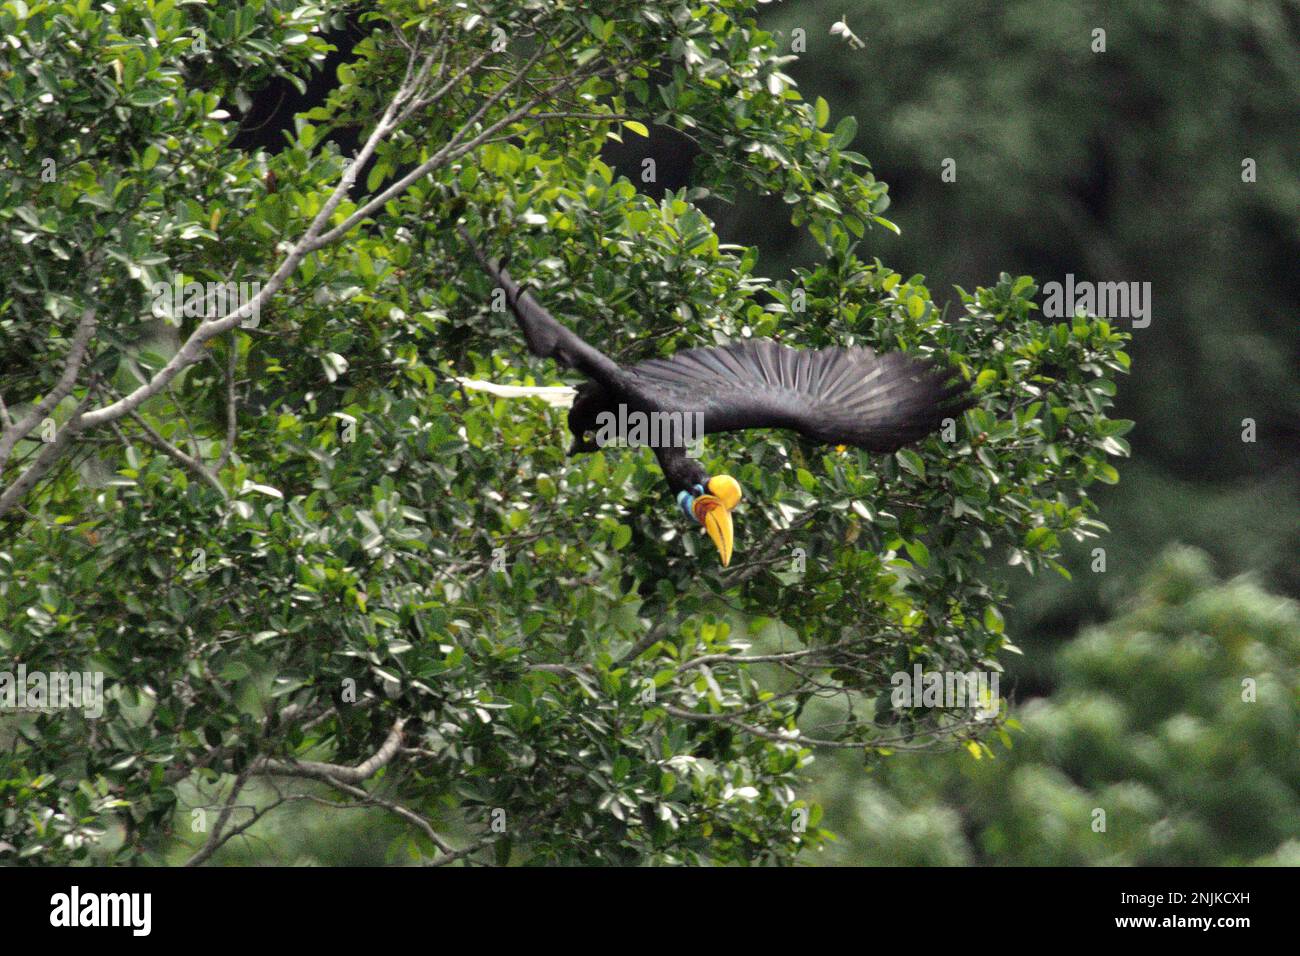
<box><xmin>0</xmin><ymin>0</ymin><xmax>1295</xmax><ymax>866</ymax></box>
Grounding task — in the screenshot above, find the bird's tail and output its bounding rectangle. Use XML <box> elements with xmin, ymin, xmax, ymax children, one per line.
<box><xmin>453</xmin><ymin>376</ymin><xmax>577</xmax><ymax>409</ymax></box>
<box><xmin>455</xmin><ymin>223</ymin><xmax>564</xmax><ymax>360</ymax></box>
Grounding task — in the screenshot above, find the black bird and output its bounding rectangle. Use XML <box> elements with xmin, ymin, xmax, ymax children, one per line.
<box><xmin>457</xmin><ymin>225</ymin><xmax>972</xmax><ymax>566</ymax></box>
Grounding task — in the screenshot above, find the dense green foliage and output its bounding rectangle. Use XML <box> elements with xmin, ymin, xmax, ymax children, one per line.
<box><xmin>811</xmin><ymin>547</ymin><xmax>1300</xmax><ymax>865</ymax></box>
<box><xmin>0</xmin><ymin>0</ymin><xmax>1132</xmax><ymax>864</ymax></box>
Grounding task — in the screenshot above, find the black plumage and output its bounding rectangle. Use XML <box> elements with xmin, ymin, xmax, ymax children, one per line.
<box><xmin>628</xmin><ymin>340</ymin><xmax>970</xmax><ymax>452</ymax></box>
<box><xmin>459</xmin><ymin>226</ymin><xmax>971</xmax><ymax>496</ymax></box>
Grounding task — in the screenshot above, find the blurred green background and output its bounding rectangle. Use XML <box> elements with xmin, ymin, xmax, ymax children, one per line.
<box><xmin>735</xmin><ymin>0</ymin><xmax>1298</xmax><ymax>865</ymax></box>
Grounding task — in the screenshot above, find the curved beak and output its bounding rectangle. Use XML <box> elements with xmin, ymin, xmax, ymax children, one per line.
<box><xmin>691</xmin><ymin>476</ymin><xmax>742</xmax><ymax>567</ymax></box>
<box><xmin>694</xmin><ymin>498</ymin><xmax>734</xmax><ymax>567</ymax></box>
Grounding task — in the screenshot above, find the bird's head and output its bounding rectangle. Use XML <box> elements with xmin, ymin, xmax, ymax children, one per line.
<box><xmin>677</xmin><ymin>475</ymin><xmax>743</xmax><ymax>567</ymax></box>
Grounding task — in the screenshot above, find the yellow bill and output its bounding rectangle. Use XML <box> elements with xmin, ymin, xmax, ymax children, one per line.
<box><xmin>699</xmin><ymin>501</ymin><xmax>734</xmax><ymax>567</ymax></box>
<box><xmin>692</xmin><ymin>475</ymin><xmax>742</xmax><ymax>567</ymax></box>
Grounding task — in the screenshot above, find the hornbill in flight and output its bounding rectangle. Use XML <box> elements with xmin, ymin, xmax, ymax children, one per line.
<box><xmin>457</xmin><ymin>225</ymin><xmax>972</xmax><ymax>567</ymax></box>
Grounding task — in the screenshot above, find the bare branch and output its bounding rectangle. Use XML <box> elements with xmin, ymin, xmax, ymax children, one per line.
<box><xmin>111</xmin><ymin>413</ymin><xmax>227</xmax><ymax>501</ymax></box>
<box><xmin>183</xmin><ymin>770</ymin><xmax>256</xmax><ymax>867</ymax></box>
<box><xmin>679</xmin><ymin>648</ymin><xmax>820</xmax><ymax>670</ymax></box>
<box><xmin>0</xmin><ymin>392</ymin><xmax>93</xmax><ymax>518</ymax></box>
<box><xmin>311</xmin><ymin>773</ymin><xmax>455</xmax><ymax>856</ymax></box>
<box><xmin>214</xmin><ymin>339</ymin><xmax>238</xmax><ymax>472</ymax></box>
<box><xmin>253</xmin><ymin>718</ymin><xmax>406</xmax><ymax>785</ymax></box>
<box><xmin>0</xmin><ymin>304</ymin><xmax>98</xmax><ymax>472</ymax></box>
<box><xmin>185</xmin><ymin>795</ymin><xmax>287</xmax><ymax>866</ymax></box>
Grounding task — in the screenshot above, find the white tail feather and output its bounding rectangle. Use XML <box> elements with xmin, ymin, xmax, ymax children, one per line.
<box><xmin>453</xmin><ymin>377</ymin><xmax>577</xmax><ymax>409</ymax></box>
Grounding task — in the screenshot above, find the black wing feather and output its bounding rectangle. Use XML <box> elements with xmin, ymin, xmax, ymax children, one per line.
<box><xmin>628</xmin><ymin>339</ymin><xmax>971</xmax><ymax>452</ymax></box>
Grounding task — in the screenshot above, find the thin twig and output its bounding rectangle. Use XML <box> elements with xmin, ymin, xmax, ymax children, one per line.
<box><xmin>112</xmin><ymin>413</ymin><xmax>228</xmax><ymax>501</ymax></box>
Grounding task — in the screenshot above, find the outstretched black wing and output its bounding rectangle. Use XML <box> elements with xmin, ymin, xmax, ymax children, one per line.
<box><xmin>458</xmin><ymin>225</ymin><xmax>624</xmax><ymax>390</ymax></box>
<box><xmin>628</xmin><ymin>339</ymin><xmax>971</xmax><ymax>452</ymax></box>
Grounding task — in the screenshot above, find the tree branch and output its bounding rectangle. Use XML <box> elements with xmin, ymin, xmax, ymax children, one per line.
<box><xmin>0</xmin><ymin>303</ymin><xmax>98</xmax><ymax>473</ymax></box>
<box><xmin>0</xmin><ymin>392</ymin><xmax>93</xmax><ymax>518</ymax></box>
<box><xmin>214</xmin><ymin>339</ymin><xmax>238</xmax><ymax>472</ymax></box>
<box><xmin>252</xmin><ymin>718</ymin><xmax>406</xmax><ymax>785</ymax></box>
<box><xmin>112</xmin><ymin>412</ymin><xmax>228</xmax><ymax>501</ymax></box>
<box><xmin>183</xmin><ymin>770</ymin><xmax>255</xmax><ymax>867</ymax></box>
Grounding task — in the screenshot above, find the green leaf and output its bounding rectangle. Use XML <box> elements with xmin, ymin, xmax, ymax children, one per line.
<box><xmin>896</xmin><ymin>449</ymin><xmax>926</xmax><ymax>479</ymax></box>
<box><xmin>830</xmin><ymin>115</ymin><xmax>857</xmax><ymax>149</ymax></box>
<box><xmin>903</xmin><ymin>539</ymin><xmax>930</xmax><ymax>567</ymax></box>
<box><xmin>1099</xmin><ymin>419</ymin><xmax>1136</xmax><ymax>437</ymax></box>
